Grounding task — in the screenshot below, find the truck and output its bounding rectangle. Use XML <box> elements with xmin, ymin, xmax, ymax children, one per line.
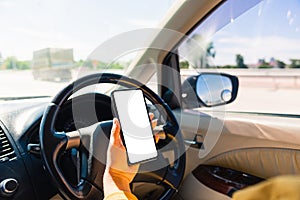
<box><xmin>32</xmin><ymin>48</ymin><xmax>74</xmax><ymax>81</ymax></box>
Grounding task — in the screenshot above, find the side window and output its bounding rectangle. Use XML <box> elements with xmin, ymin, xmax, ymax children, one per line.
<box><xmin>178</xmin><ymin>0</ymin><xmax>300</xmax><ymax>115</ymax></box>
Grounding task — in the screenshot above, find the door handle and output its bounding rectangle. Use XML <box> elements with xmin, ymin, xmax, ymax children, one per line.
<box><xmin>184</xmin><ymin>134</ymin><xmax>203</xmax><ymax>149</ymax></box>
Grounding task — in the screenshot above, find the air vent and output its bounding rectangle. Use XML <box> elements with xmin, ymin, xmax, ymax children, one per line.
<box><xmin>0</xmin><ymin>126</ymin><xmax>16</xmax><ymax>162</ymax></box>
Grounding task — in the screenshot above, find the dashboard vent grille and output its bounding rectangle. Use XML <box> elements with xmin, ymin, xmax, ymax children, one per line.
<box><xmin>0</xmin><ymin>126</ymin><xmax>16</xmax><ymax>162</ymax></box>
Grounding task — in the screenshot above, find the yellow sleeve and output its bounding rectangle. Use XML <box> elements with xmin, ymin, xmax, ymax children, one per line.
<box><xmin>233</xmin><ymin>175</ymin><xmax>300</xmax><ymax>200</ymax></box>
<box><xmin>104</xmin><ymin>191</ymin><xmax>138</xmax><ymax>200</ymax></box>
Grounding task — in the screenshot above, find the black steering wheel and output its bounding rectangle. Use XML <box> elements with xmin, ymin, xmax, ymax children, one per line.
<box><xmin>40</xmin><ymin>73</ymin><xmax>186</xmax><ymax>199</ymax></box>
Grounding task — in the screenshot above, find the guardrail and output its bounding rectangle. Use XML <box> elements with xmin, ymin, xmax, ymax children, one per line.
<box><xmin>180</xmin><ymin>68</ymin><xmax>300</xmax><ymax>76</ymax></box>
<box><xmin>180</xmin><ymin>69</ymin><xmax>300</xmax><ymax>88</ymax></box>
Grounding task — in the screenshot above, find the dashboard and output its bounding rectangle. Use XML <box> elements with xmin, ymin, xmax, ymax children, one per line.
<box><xmin>0</xmin><ymin>93</ymin><xmax>113</xmax><ymax>199</ymax></box>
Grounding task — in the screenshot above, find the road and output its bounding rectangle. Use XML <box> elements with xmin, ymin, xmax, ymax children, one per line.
<box><xmin>0</xmin><ymin>70</ymin><xmax>68</xmax><ymax>98</ymax></box>
<box><xmin>1</xmin><ymin>69</ymin><xmax>300</xmax><ymax>115</ymax></box>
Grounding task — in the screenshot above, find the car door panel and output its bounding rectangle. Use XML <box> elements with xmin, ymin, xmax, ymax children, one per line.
<box><xmin>179</xmin><ymin>174</ymin><xmax>232</xmax><ymax>200</ymax></box>
<box><xmin>205</xmin><ymin>147</ymin><xmax>300</xmax><ymax>179</ymax></box>
<box><xmin>175</xmin><ymin>109</ymin><xmax>300</xmax><ymax>198</ymax></box>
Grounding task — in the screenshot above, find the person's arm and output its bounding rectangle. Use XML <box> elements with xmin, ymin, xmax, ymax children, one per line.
<box><xmin>232</xmin><ymin>175</ymin><xmax>300</xmax><ymax>200</ymax></box>
<box><xmin>103</xmin><ymin>114</ymin><xmax>158</xmax><ymax>200</ymax></box>
<box><xmin>103</xmin><ymin>118</ymin><xmax>139</xmax><ymax>199</ymax></box>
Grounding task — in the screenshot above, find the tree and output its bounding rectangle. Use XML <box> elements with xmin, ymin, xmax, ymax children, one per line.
<box><xmin>82</xmin><ymin>60</ymin><xmax>93</xmax><ymax>68</ymax></box>
<box><xmin>235</xmin><ymin>54</ymin><xmax>248</xmax><ymax>68</ymax></box>
<box><xmin>75</xmin><ymin>59</ymin><xmax>85</xmax><ymax>67</ymax></box>
<box><xmin>258</xmin><ymin>64</ymin><xmax>272</xmax><ymax>69</ymax></box>
<box><xmin>276</xmin><ymin>60</ymin><xmax>286</xmax><ymax>68</ymax></box>
<box><xmin>187</xmin><ymin>34</ymin><xmax>216</xmax><ymax>68</ymax></box>
<box><xmin>3</xmin><ymin>57</ymin><xmax>30</xmax><ymax>70</ymax></box>
<box><xmin>290</xmin><ymin>59</ymin><xmax>300</xmax><ymax>68</ymax></box>
<box><xmin>16</xmin><ymin>60</ymin><xmax>30</xmax><ymax>70</ymax></box>
<box><xmin>4</xmin><ymin>57</ymin><xmax>17</xmax><ymax>69</ymax></box>
<box><xmin>206</xmin><ymin>42</ymin><xmax>216</xmax><ymax>59</ymax></box>
<box><xmin>180</xmin><ymin>60</ymin><xmax>189</xmax><ymax>69</ymax></box>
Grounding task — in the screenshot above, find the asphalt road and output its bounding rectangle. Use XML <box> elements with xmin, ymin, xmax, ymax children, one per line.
<box><xmin>0</xmin><ymin>70</ymin><xmax>68</xmax><ymax>98</ymax></box>
<box><xmin>1</xmin><ymin>70</ymin><xmax>300</xmax><ymax>115</ymax></box>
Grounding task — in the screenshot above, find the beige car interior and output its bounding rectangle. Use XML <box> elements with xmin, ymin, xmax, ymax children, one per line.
<box><xmin>175</xmin><ymin>110</ymin><xmax>300</xmax><ymax>199</ymax></box>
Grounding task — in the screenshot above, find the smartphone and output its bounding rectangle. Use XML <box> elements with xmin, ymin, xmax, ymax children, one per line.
<box><xmin>111</xmin><ymin>89</ymin><xmax>158</xmax><ymax>165</ymax></box>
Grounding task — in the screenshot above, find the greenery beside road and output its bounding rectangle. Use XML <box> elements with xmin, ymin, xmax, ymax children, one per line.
<box><xmin>0</xmin><ymin>57</ymin><xmax>128</xmax><ymax>70</ymax></box>
<box><xmin>180</xmin><ymin>53</ymin><xmax>297</xmax><ymax>69</ymax></box>
<box><xmin>1</xmin><ymin>57</ymin><xmax>31</xmax><ymax>70</ymax></box>
<box><xmin>1</xmin><ymin>54</ymin><xmax>300</xmax><ymax>71</ymax></box>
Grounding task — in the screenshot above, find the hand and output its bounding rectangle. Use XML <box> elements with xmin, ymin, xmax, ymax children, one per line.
<box><xmin>103</xmin><ymin>118</ymin><xmax>137</xmax><ymax>196</ymax></box>
<box><xmin>105</xmin><ymin>118</ymin><xmax>139</xmax><ymax>180</ymax></box>
<box><xmin>103</xmin><ymin>114</ymin><xmax>158</xmax><ymax>196</ymax></box>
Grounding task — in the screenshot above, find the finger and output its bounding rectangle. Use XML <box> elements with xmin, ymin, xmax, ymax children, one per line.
<box><xmin>110</xmin><ymin>118</ymin><xmax>119</xmax><ymax>139</ymax></box>
<box><xmin>151</xmin><ymin>119</ymin><xmax>157</xmax><ymax>129</ymax></box>
<box><xmin>154</xmin><ymin>131</ymin><xmax>166</xmax><ymax>143</ymax></box>
<box><xmin>155</xmin><ymin>134</ymin><xmax>159</xmax><ymax>143</ymax></box>
<box><xmin>111</xmin><ymin>118</ymin><xmax>122</xmax><ymax>147</ymax></box>
<box><xmin>149</xmin><ymin>112</ymin><xmax>154</xmax><ymax>121</ymax></box>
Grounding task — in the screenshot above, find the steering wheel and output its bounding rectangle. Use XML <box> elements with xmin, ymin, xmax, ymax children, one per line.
<box><xmin>40</xmin><ymin>73</ymin><xmax>186</xmax><ymax>199</ymax></box>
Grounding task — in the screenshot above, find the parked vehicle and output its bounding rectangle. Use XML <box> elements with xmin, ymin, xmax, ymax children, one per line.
<box><xmin>32</xmin><ymin>48</ymin><xmax>73</xmax><ymax>81</ymax></box>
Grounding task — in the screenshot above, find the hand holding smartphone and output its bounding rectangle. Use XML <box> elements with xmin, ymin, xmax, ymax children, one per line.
<box><xmin>111</xmin><ymin>89</ymin><xmax>158</xmax><ymax>165</ymax></box>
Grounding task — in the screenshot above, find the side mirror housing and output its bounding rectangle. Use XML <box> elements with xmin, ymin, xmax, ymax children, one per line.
<box><xmin>182</xmin><ymin>73</ymin><xmax>239</xmax><ymax>108</ymax></box>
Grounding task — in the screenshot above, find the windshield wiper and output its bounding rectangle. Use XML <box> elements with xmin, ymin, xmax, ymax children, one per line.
<box><xmin>0</xmin><ymin>96</ymin><xmax>51</xmax><ymax>101</ymax></box>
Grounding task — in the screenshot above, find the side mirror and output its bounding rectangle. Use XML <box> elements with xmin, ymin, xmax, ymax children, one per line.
<box><xmin>182</xmin><ymin>73</ymin><xmax>239</xmax><ymax>108</ymax></box>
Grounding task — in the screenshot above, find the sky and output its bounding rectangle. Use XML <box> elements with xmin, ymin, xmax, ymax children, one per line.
<box><xmin>178</xmin><ymin>0</ymin><xmax>300</xmax><ymax>66</ymax></box>
<box><xmin>1</xmin><ymin>0</ymin><xmax>300</xmax><ymax>66</ymax></box>
<box><xmin>0</xmin><ymin>0</ymin><xmax>175</xmax><ymax>60</ymax></box>
<box><xmin>211</xmin><ymin>0</ymin><xmax>300</xmax><ymax>65</ymax></box>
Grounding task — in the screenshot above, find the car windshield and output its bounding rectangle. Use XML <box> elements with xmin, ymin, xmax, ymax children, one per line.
<box><xmin>0</xmin><ymin>0</ymin><xmax>175</xmax><ymax>100</ymax></box>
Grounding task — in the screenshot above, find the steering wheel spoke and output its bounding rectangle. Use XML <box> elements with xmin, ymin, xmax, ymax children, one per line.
<box><xmin>65</xmin><ymin>130</ymin><xmax>81</xmax><ymax>150</ymax></box>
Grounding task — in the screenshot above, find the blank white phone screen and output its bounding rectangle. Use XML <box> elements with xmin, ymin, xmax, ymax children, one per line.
<box><xmin>113</xmin><ymin>89</ymin><xmax>157</xmax><ymax>164</ymax></box>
